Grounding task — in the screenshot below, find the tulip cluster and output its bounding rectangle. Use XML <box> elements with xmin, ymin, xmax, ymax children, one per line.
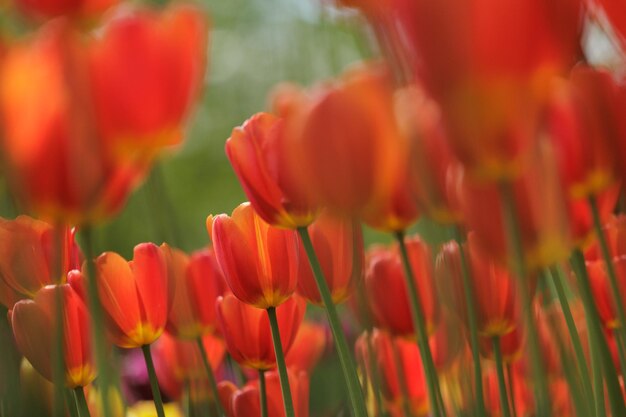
<box><xmin>4</xmin><ymin>0</ymin><xmax>626</xmax><ymax>416</ymax></box>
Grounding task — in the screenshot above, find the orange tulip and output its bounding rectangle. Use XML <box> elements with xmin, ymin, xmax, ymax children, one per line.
<box><xmin>395</xmin><ymin>0</ymin><xmax>583</xmax><ymax>180</ymax></box>
<box><xmin>163</xmin><ymin>245</ymin><xmax>228</xmax><ymax>339</ymax></box>
<box><xmin>71</xmin><ymin>242</ymin><xmax>170</xmax><ymax>348</ymax></box>
<box><xmin>548</xmin><ymin>66</ymin><xmax>620</xmax><ymax>199</ymax></box>
<box><xmin>153</xmin><ymin>332</ymin><xmax>225</xmax><ymax>400</ymax></box>
<box><xmin>396</xmin><ymin>86</ymin><xmax>464</xmax><ymax>225</ymax></box>
<box><xmin>285</xmin><ymin>321</ymin><xmax>328</xmax><ymax>373</ymax></box>
<box><xmin>295</xmin><ymin>213</ymin><xmax>363</xmax><ymax>305</ymax></box>
<box><xmin>208</xmin><ymin>202</ymin><xmax>300</xmax><ymax>309</ymax></box>
<box><xmin>371</xmin><ymin>330</ymin><xmax>429</xmax><ymax>416</ymax></box>
<box><xmin>13</xmin><ymin>0</ymin><xmax>117</xmax><ymax>21</ymax></box>
<box><xmin>0</xmin><ymin>21</ymin><xmax>143</xmax><ymax>223</ymax></box>
<box><xmin>460</xmin><ymin>142</ymin><xmax>574</xmax><ymax>270</ymax></box>
<box><xmin>436</xmin><ymin>235</ymin><xmax>520</xmax><ymax>338</ymax></box>
<box><xmin>365</xmin><ymin>237</ymin><xmax>439</xmax><ymax>337</ymax></box>
<box><xmin>226</xmin><ymin>112</ymin><xmax>317</xmax><ymax>229</ymax></box>
<box><xmin>587</xmin><ymin>258</ymin><xmax>626</xmax><ymax>329</ymax></box>
<box><xmin>278</xmin><ymin>62</ymin><xmax>407</xmax><ymax>216</ymax></box>
<box><xmin>0</xmin><ymin>215</ymin><xmax>81</xmax><ymax>307</ymax></box>
<box><xmin>218</xmin><ymin>369</ymin><xmax>309</xmax><ymax>417</ymax></box>
<box><xmin>10</xmin><ymin>280</ymin><xmax>94</xmax><ymax>388</ymax></box>
<box><xmin>215</xmin><ymin>294</ymin><xmax>305</xmax><ymax>370</ymax></box>
<box><xmin>88</xmin><ymin>4</ymin><xmax>209</xmax><ymax>163</ymax></box>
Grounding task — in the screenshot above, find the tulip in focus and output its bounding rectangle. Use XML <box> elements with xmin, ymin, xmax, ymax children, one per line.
<box><xmin>208</xmin><ymin>202</ymin><xmax>300</xmax><ymax>309</ymax></box>
<box><xmin>215</xmin><ymin>294</ymin><xmax>305</xmax><ymax>370</ymax></box>
<box><xmin>162</xmin><ymin>245</ymin><xmax>228</xmax><ymax>339</ymax></box>
<box><xmin>10</xmin><ymin>280</ymin><xmax>94</xmax><ymax>387</ymax></box>
<box><xmin>295</xmin><ymin>213</ymin><xmax>363</xmax><ymax>305</ymax></box>
<box><xmin>70</xmin><ymin>242</ymin><xmax>170</xmax><ymax>348</ymax></box>
<box><xmin>226</xmin><ymin>112</ymin><xmax>318</xmax><ymax>229</ymax></box>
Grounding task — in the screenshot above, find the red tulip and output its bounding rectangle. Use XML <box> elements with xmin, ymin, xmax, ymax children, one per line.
<box><xmin>278</xmin><ymin>62</ymin><xmax>408</xmax><ymax>216</ymax></box>
<box><xmin>365</xmin><ymin>237</ymin><xmax>439</xmax><ymax>337</ymax></box>
<box><xmin>0</xmin><ymin>215</ymin><xmax>81</xmax><ymax>307</ymax></box>
<box><xmin>0</xmin><ymin>21</ymin><xmax>144</xmax><ymax>223</ymax></box>
<box><xmin>71</xmin><ymin>242</ymin><xmax>170</xmax><ymax>348</ymax></box>
<box><xmin>215</xmin><ymin>294</ymin><xmax>305</xmax><ymax>370</ymax></box>
<box><xmin>436</xmin><ymin>235</ymin><xmax>520</xmax><ymax>338</ymax></box>
<box><xmin>460</xmin><ymin>142</ymin><xmax>573</xmax><ymax>270</ymax></box>
<box><xmin>10</xmin><ymin>280</ymin><xmax>94</xmax><ymax>387</ymax></box>
<box><xmin>13</xmin><ymin>0</ymin><xmax>117</xmax><ymax>21</ymax></box>
<box><xmin>587</xmin><ymin>258</ymin><xmax>626</xmax><ymax>329</ymax></box>
<box><xmin>285</xmin><ymin>321</ymin><xmax>328</xmax><ymax>373</ymax></box>
<box><xmin>218</xmin><ymin>369</ymin><xmax>309</xmax><ymax>417</ymax></box>
<box><xmin>153</xmin><ymin>332</ymin><xmax>225</xmax><ymax>400</ymax></box>
<box><xmin>226</xmin><ymin>112</ymin><xmax>318</xmax><ymax>229</ymax></box>
<box><xmin>88</xmin><ymin>4</ymin><xmax>209</xmax><ymax>163</ymax></box>
<box><xmin>163</xmin><ymin>245</ymin><xmax>228</xmax><ymax>339</ymax></box>
<box><xmin>208</xmin><ymin>202</ymin><xmax>300</xmax><ymax>309</ymax></box>
<box><xmin>395</xmin><ymin>0</ymin><xmax>583</xmax><ymax>180</ymax></box>
<box><xmin>296</xmin><ymin>213</ymin><xmax>363</xmax><ymax>305</ymax></box>
<box><xmin>396</xmin><ymin>86</ymin><xmax>464</xmax><ymax>225</ymax></box>
<box><xmin>371</xmin><ymin>330</ymin><xmax>429</xmax><ymax>416</ymax></box>
<box><xmin>484</xmin><ymin>366</ymin><xmax>533</xmax><ymax>417</ymax></box>
<box><xmin>548</xmin><ymin>66</ymin><xmax>620</xmax><ymax>199</ymax></box>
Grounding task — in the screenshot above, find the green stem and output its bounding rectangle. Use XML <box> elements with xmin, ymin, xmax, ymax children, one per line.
<box><xmin>492</xmin><ymin>337</ymin><xmax>511</xmax><ymax>417</ymax></box>
<box><xmin>506</xmin><ymin>365</ymin><xmax>518</xmax><ymax>417</ymax></box>
<box><xmin>266</xmin><ymin>307</ymin><xmax>296</xmax><ymax>417</ymax></box>
<box><xmin>615</xmin><ymin>331</ymin><xmax>626</xmax><ymax>389</ymax></box>
<box><xmin>196</xmin><ymin>338</ymin><xmax>225</xmax><ymax>416</ymax></box>
<box><xmin>393</xmin><ymin>231</ymin><xmax>444</xmax><ymax>417</ymax></box>
<box><xmin>548</xmin><ymin>266</ymin><xmax>594</xmax><ymax>409</ymax></box>
<box><xmin>80</xmin><ymin>228</ymin><xmax>113</xmax><ymax>417</ymax></box>
<box><xmin>589</xmin><ymin>330</ymin><xmax>606</xmax><ymax>417</ymax></box>
<box><xmin>53</xmin><ymin>283</ymin><xmax>66</xmax><ymax>417</ymax></box>
<box><xmin>65</xmin><ymin>389</ymin><xmax>79</xmax><ymax>417</ymax></box>
<box><xmin>498</xmin><ymin>182</ymin><xmax>550</xmax><ymax>416</ymax></box>
<box><xmin>390</xmin><ymin>338</ymin><xmax>413</xmax><ymax>417</ymax></box>
<box><xmin>141</xmin><ymin>344</ymin><xmax>166</xmax><ymax>417</ymax></box>
<box><xmin>297</xmin><ymin>227</ymin><xmax>369</xmax><ymax>417</ymax></box>
<box><xmin>452</xmin><ymin>227</ymin><xmax>486</xmax><ymax>417</ymax></box>
<box><xmin>570</xmin><ymin>248</ymin><xmax>626</xmax><ymax>416</ymax></box>
<box><xmin>259</xmin><ymin>370</ymin><xmax>268</xmax><ymax>417</ymax></box>
<box><xmin>74</xmin><ymin>387</ymin><xmax>92</xmax><ymax>417</ymax></box>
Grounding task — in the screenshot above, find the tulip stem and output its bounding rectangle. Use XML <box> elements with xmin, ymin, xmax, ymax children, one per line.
<box><xmin>452</xmin><ymin>227</ymin><xmax>486</xmax><ymax>417</ymax></box>
<box><xmin>506</xmin><ymin>365</ymin><xmax>518</xmax><ymax>417</ymax></box>
<box><xmin>266</xmin><ymin>307</ymin><xmax>296</xmax><ymax>417</ymax></box>
<box><xmin>393</xmin><ymin>230</ymin><xmax>444</xmax><ymax>417</ymax></box>
<box><xmin>141</xmin><ymin>344</ymin><xmax>166</xmax><ymax>417</ymax></box>
<box><xmin>548</xmin><ymin>266</ymin><xmax>594</xmax><ymax>409</ymax></box>
<box><xmin>65</xmin><ymin>389</ymin><xmax>79</xmax><ymax>417</ymax></box>
<box><xmin>259</xmin><ymin>370</ymin><xmax>268</xmax><ymax>417</ymax></box>
<box><xmin>297</xmin><ymin>227</ymin><xmax>369</xmax><ymax>417</ymax></box>
<box><xmin>196</xmin><ymin>337</ymin><xmax>225</xmax><ymax>417</ymax></box>
<box><xmin>73</xmin><ymin>387</ymin><xmax>91</xmax><ymax>417</ymax></box>
<box><xmin>80</xmin><ymin>228</ymin><xmax>113</xmax><ymax>417</ymax></box>
<box><xmin>589</xmin><ymin>329</ymin><xmax>606</xmax><ymax>417</ymax></box>
<box><xmin>570</xmin><ymin>248</ymin><xmax>626</xmax><ymax>416</ymax></box>
<box><xmin>589</xmin><ymin>195</ymin><xmax>626</xmax><ymax>369</ymax></box>
<box><xmin>492</xmin><ymin>337</ymin><xmax>512</xmax><ymax>417</ymax></box>
<box><xmin>498</xmin><ymin>181</ymin><xmax>550</xmax><ymax>416</ymax></box>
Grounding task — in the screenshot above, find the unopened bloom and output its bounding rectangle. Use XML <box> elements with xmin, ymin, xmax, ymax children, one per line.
<box><xmin>226</xmin><ymin>112</ymin><xmax>317</xmax><ymax>229</ymax></box>
<box><xmin>296</xmin><ymin>213</ymin><xmax>363</xmax><ymax>305</ymax></box>
<box><xmin>71</xmin><ymin>243</ymin><xmax>170</xmax><ymax>348</ymax></box>
<box><xmin>216</xmin><ymin>294</ymin><xmax>305</xmax><ymax>370</ymax></box>
<box><xmin>10</xmin><ymin>280</ymin><xmax>94</xmax><ymax>387</ymax></box>
<box><xmin>208</xmin><ymin>202</ymin><xmax>299</xmax><ymax>309</ymax></box>
<box><xmin>163</xmin><ymin>245</ymin><xmax>228</xmax><ymax>339</ymax></box>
